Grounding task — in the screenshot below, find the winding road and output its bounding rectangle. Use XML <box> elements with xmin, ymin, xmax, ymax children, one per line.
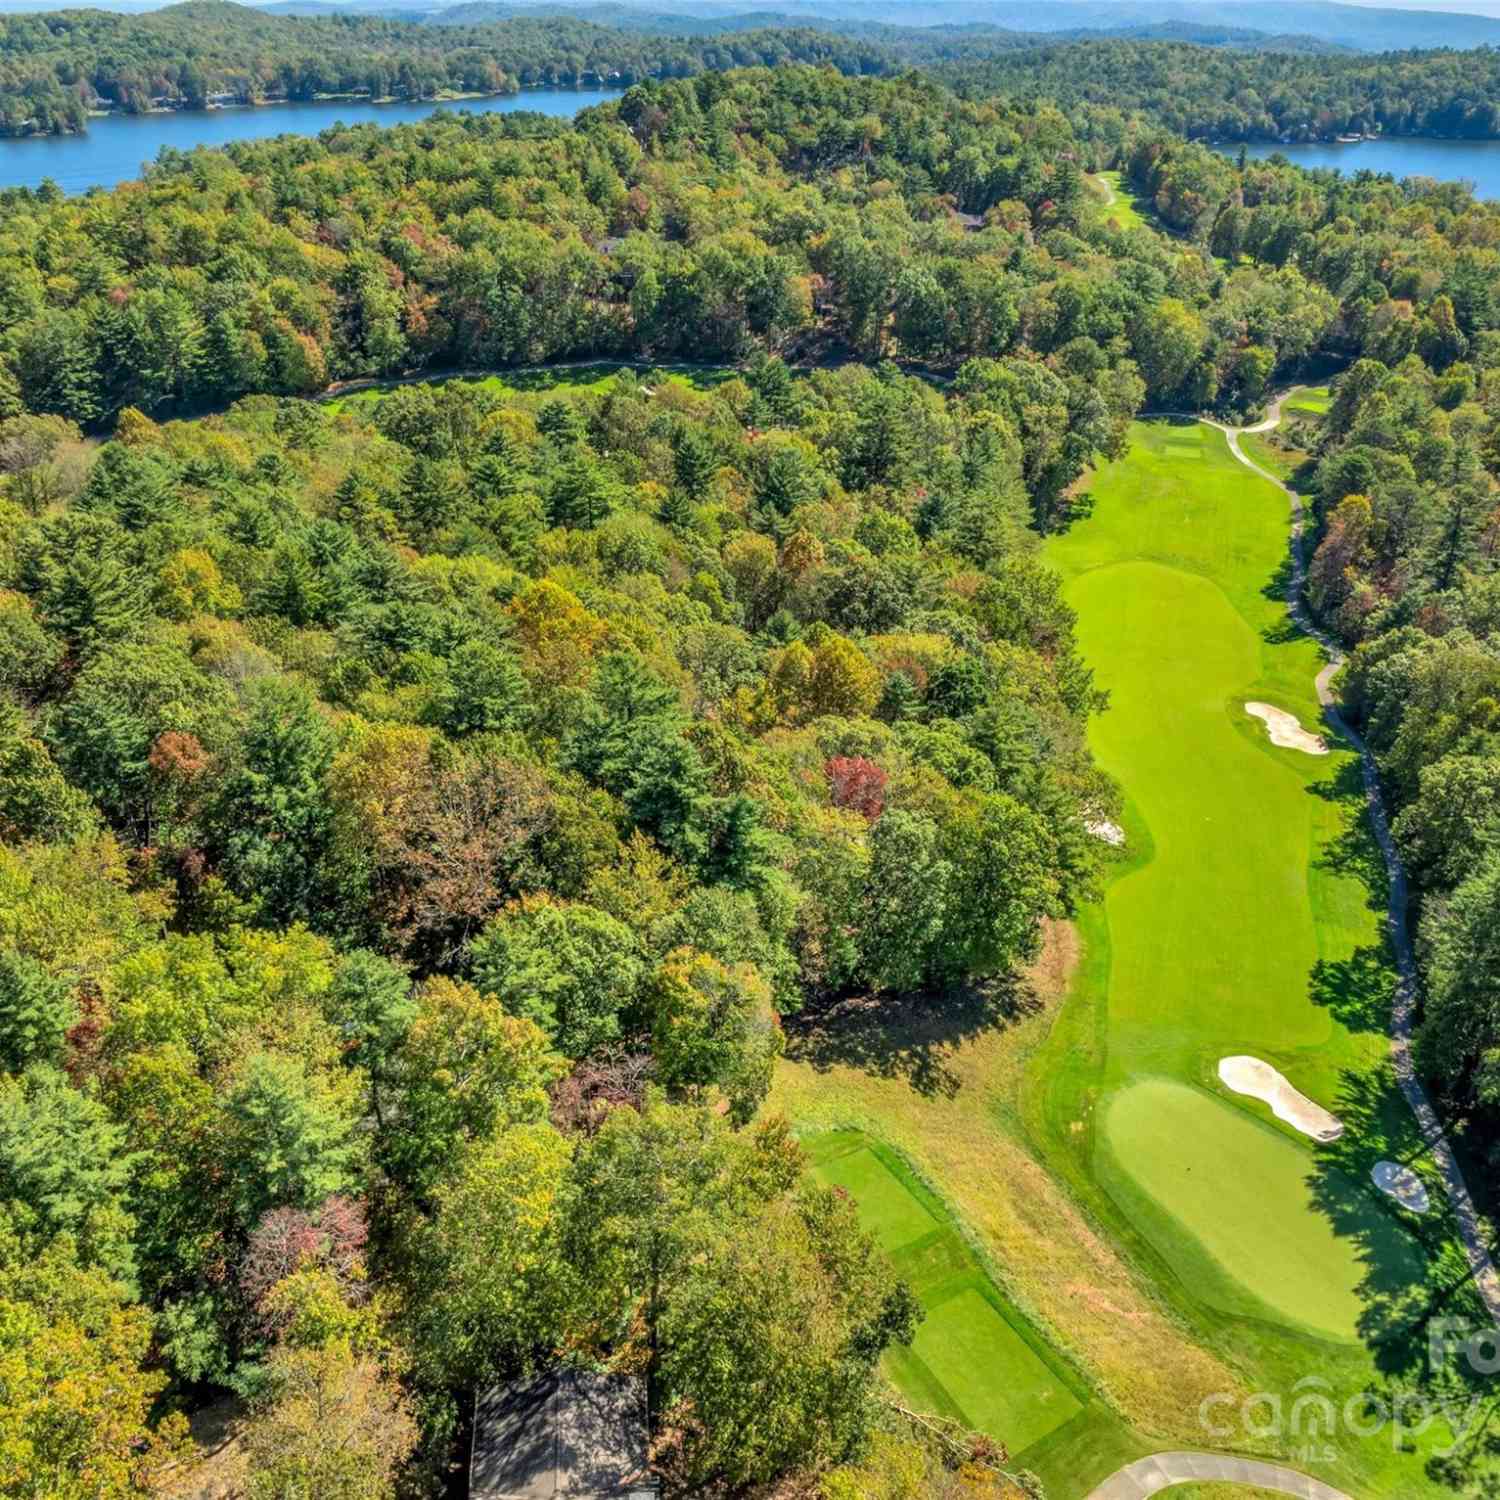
<box><xmin>1083</xmin><ymin>393</ymin><xmax>1499</xmax><ymax>1500</ymax></box>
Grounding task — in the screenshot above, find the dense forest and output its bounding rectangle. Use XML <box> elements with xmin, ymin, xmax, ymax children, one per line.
<box><xmin>5</xmin><ymin>56</ymin><xmax>1500</xmax><ymax>1500</ymax></box>
<box><xmin>0</xmin><ymin>354</ymin><xmax>1097</xmax><ymax>1498</ymax></box>
<box><xmin>0</xmin><ymin>67</ymin><xmax>1362</xmax><ymax>441</ymax></box>
<box><xmin>11</xmin><ymin>0</ymin><xmax>1500</xmax><ymax>144</ymax></box>
<box><xmin>0</xmin><ymin>66</ymin><xmax>1136</xmax><ymax>1500</ymax></box>
<box><xmin>945</xmin><ymin>37</ymin><xmax>1500</xmax><ymax>142</ymax></box>
<box><xmin>1301</xmin><ymin>353</ymin><xmax>1500</xmax><ymax>1170</ymax></box>
<box><xmin>0</xmin><ymin>0</ymin><xmax>908</xmax><ymax>135</ymax></box>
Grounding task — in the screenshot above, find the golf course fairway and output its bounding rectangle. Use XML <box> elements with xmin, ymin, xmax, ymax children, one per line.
<box><xmin>1042</xmin><ymin>416</ymin><xmax>1429</xmax><ymax>1342</ymax></box>
<box><xmin>779</xmin><ymin>411</ymin><xmax>1485</xmax><ymax>1497</ymax></box>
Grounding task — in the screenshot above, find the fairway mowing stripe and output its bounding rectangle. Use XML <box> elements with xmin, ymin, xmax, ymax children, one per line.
<box><xmin>889</xmin><ymin>1228</ymin><xmax>973</xmax><ymax>1293</ymax></box>
<box><xmin>911</xmin><ymin>1288</ymin><xmax>1085</xmax><ymax>1452</ymax></box>
<box><xmin>885</xmin><ymin>1340</ymin><xmax>965</xmax><ymax>1424</ymax></box>
<box><xmin>813</xmin><ymin>1146</ymin><xmax>942</xmax><ymax>1250</ymax></box>
<box><xmin>802</xmin><ymin>1130</ymin><xmax>869</xmax><ymax>1165</ymax></box>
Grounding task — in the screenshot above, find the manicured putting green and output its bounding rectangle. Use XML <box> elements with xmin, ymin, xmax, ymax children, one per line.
<box><xmin>810</xmin><ymin>1134</ymin><xmax>1083</xmax><ymax>1454</ymax></box>
<box><xmin>1098</xmin><ymin>1078</ymin><xmax>1425</xmax><ymax>1341</ymax></box>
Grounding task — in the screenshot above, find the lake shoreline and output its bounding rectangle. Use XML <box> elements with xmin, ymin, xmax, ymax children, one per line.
<box><xmin>1213</xmin><ymin>133</ymin><xmax>1500</xmax><ymax>200</ymax></box>
<box><xmin>1</xmin><ymin>81</ymin><xmax>625</xmax><ymax>143</ymax></box>
<box><xmin>0</xmin><ymin>84</ymin><xmax>624</xmax><ymax>193</ymax></box>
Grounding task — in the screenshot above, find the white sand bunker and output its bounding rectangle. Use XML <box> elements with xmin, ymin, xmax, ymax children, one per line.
<box><xmin>1219</xmin><ymin>1055</ymin><xmax>1345</xmax><ymax>1142</ymax></box>
<box><xmin>1373</xmin><ymin>1161</ymin><xmax>1431</xmax><ymax>1214</ymax></box>
<box><xmin>1087</xmin><ymin>818</ymin><xmax>1125</xmax><ymax>846</ymax></box>
<box><xmin>1246</xmin><ymin>701</ymin><xmax>1328</xmax><ymax>755</ymax></box>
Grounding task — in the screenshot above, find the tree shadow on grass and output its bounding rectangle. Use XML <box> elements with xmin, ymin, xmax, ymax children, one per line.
<box><xmin>1307</xmin><ymin>758</ymin><xmax>1392</xmax><ymax>908</ymax></box>
<box><xmin>1313</xmin><ymin>1067</ymin><xmax>1500</xmax><ymax>1496</ymax></box>
<box><xmin>1307</xmin><ymin>1064</ymin><xmax>1487</xmax><ymax>1379</ymax></box>
<box><xmin>1310</xmin><ymin>945</ymin><xmax>1398</xmax><ymax>1035</ymax></box>
<box><xmin>782</xmin><ymin>974</ymin><xmax>1042</xmax><ymax>1101</ymax></box>
<box><xmin>1260</xmin><ymin>552</ymin><xmax>1305</xmax><ymax>644</ymax></box>
<box><xmin>1288</xmin><ymin>457</ymin><xmax>1320</xmax><ymax>494</ymax></box>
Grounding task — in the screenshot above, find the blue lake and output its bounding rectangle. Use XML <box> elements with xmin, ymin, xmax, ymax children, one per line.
<box><xmin>0</xmin><ymin>87</ymin><xmax>621</xmax><ymax>195</ymax></box>
<box><xmin>1223</xmin><ymin>136</ymin><xmax>1500</xmax><ymax>201</ymax></box>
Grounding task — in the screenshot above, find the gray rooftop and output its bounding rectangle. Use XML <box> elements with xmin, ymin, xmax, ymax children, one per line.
<box><xmin>470</xmin><ymin>1369</ymin><xmax>651</xmax><ymax>1500</ymax></box>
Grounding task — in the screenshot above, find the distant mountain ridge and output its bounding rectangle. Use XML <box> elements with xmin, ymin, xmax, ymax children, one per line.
<box><xmin>256</xmin><ymin>0</ymin><xmax>1500</xmax><ymax>50</ymax></box>
<box><xmin>2</xmin><ymin>0</ymin><xmax>1500</xmax><ymax>50</ymax></box>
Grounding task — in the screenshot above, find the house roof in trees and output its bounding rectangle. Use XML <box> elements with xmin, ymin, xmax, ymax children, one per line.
<box><xmin>469</xmin><ymin>1368</ymin><xmax>653</xmax><ymax>1500</ymax></box>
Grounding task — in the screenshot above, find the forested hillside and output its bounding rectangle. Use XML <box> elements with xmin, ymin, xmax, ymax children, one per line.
<box><xmin>0</xmin><ymin>0</ymin><xmax>902</xmax><ymax>134</ymax></box>
<box><xmin>1300</xmin><ymin>353</ymin><xmax>1500</xmax><ymax>1174</ymax></box>
<box><xmin>0</xmin><ymin>345</ymin><xmax>1107</xmax><ymax>1493</ymax></box>
<box><xmin>11</xmin><ymin>0</ymin><xmax>1500</xmax><ymax>144</ymax></box>
<box><xmin>0</xmin><ymin>67</ymin><xmax>1137</xmax><ymax>1500</ymax></box>
<box><xmin>0</xmin><ymin>67</ymin><xmax>1352</xmax><ymax>440</ymax></box>
<box><xmin>945</xmin><ymin>37</ymin><xmax>1500</xmax><ymax>142</ymax></box>
<box><xmin>6</xmin><ymin>58</ymin><xmax>1500</xmax><ymax>1500</ymax></box>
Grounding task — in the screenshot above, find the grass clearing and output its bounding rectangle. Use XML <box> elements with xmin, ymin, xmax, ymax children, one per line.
<box><xmin>323</xmin><ymin>361</ymin><xmax>732</xmax><ymax>412</ymax></box>
<box><xmin>1240</xmin><ymin>430</ymin><xmax>1300</xmax><ymax>483</ymax></box>
<box><xmin>1286</xmin><ymin>385</ymin><xmax>1332</xmax><ymax>415</ymax></box>
<box><xmin>1090</xmin><ymin>170</ymin><xmax>1151</xmax><ymax>232</ymax></box>
<box><xmin>1167</xmin><ymin>1488</ymin><xmax>1291</xmax><ymax>1499</ymax></box>
<box><xmin>807</xmin><ymin>1131</ymin><xmax>1088</xmax><ymax>1459</ymax></box>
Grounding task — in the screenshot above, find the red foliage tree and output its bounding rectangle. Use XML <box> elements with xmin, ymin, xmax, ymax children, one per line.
<box><xmin>241</xmin><ymin>1196</ymin><xmax>369</xmax><ymax>1324</ymax></box>
<box><xmin>549</xmin><ymin>1049</ymin><xmax>653</xmax><ymax>1137</ymax></box>
<box><xmin>824</xmin><ymin>755</ymin><xmax>888</xmax><ymax>822</ymax></box>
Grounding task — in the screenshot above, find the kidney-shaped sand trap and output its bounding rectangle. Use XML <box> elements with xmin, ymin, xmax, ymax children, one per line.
<box><xmin>1372</xmin><ymin>1161</ymin><xmax>1431</xmax><ymax>1214</ymax></box>
<box><xmin>1218</xmin><ymin>1055</ymin><xmax>1344</xmax><ymax>1141</ymax></box>
<box><xmin>1245</xmin><ymin>701</ymin><xmax>1329</xmax><ymax>755</ymax></box>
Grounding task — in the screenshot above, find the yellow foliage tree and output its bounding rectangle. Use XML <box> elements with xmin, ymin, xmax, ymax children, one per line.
<box><xmin>0</xmin><ymin>1235</ymin><xmax>189</xmax><ymax>1499</ymax></box>
<box><xmin>807</xmin><ymin>633</ymin><xmax>881</xmax><ymax>719</ymax></box>
<box><xmin>505</xmin><ymin>579</ymin><xmax>608</xmax><ymax>689</ymax></box>
<box><xmin>156</xmin><ymin>548</ymin><xmax>243</xmax><ymax>621</ymax></box>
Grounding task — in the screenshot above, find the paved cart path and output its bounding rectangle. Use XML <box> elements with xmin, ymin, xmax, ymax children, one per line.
<box><xmin>1083</xmin><ymin>394</ymin><xmax>1499</xmax><ymax>1500</ymax></box>
<box><xmin>1085</xmin><ymin>1449</ymin><xmax>1354</xmax><ymax>1498</ymax></box>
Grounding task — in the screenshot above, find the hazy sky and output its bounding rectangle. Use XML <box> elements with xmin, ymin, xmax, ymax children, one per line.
<box><xmin>1305</xmin><ymin>0</ymin><xmax>1500</xmax><ymax>12</ymax></box>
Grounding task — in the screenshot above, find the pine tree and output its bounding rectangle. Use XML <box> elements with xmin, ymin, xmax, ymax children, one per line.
<box><xmin>672</xmin><ymin>426</ymin><xmax>718</xmax><ymax>501</ymax></box>
<box><xmin>658</xmin><ymin>485</ymin><xmax>695</xmax><ymax>530</ymax></box>
<box><xmin>878</xmin><ymin>669</ymin><xmax>921</xmax><ymax>723</ymax></box>
<box><xmin>548</xmin><ymin>455</ymin><xmax>611</xmax><ymax>530</ymax></box>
